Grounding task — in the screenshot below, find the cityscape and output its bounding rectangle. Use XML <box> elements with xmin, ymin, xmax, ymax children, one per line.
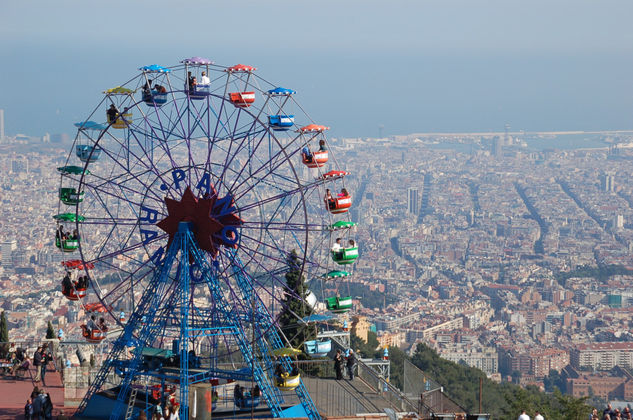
<box><xmin>3</xmin><ymin>104</ymin><xmax>633</xmax><ymax>415</ymax></box>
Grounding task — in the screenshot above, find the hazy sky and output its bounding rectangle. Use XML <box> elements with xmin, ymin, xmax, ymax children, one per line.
<box><xmin>2</xmin><ymin>0</ymin><xmax>633</xmax><ymax>138</ymax></box>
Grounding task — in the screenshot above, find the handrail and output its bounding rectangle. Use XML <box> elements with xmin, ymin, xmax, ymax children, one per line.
<box><xmin>326</xmin><ymin>335</ymin><xmax>425</xmax><ymax>414</ymax></box>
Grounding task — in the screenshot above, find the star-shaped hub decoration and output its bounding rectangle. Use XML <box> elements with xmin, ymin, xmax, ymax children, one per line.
<box><xmin>157</xmin><ymin>185</ymin><xmax>243</xmax><ymax>258</ymax></box>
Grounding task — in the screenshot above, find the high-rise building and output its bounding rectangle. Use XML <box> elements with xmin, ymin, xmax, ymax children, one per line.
<box><xmin>492</xmin><ymin>136</ymin><xmax>503</xmax><ymax>158</ymax></box>
<box><xmin>1</xmin><ymin>240</ymin><xmax>17</xmax><ymax>268</ymax></box>
<box><xmin>11</xmin><ymin>159</ymin><xmax>28</xmax><ymax>174</ymax></box>
<box><xmin>407</xmin><ymin>187</ymin><xmax>419</xmax><ymax>215</ymax></box>
<box><xmin>614</xmin><ymin>214</ymin><xmax>624</xmax><ymax>230</ymax></box>
<box><xmin>601</xmin><ymin>173</ymin><xmax>615</xmax><ymax>192</ymax></box>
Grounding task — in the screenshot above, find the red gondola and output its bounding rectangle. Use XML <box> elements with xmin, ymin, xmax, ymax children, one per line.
<box><xmin>303</xmin><ymin>150</ymin><xmax>328</xmax><ymax>168</ymax></box>
<box><xmin>225</xmin><ymin>64</ymin><xmax>257</xmax><ymax>73</ymax></box>
<box><xmin>327</xmin><ymin>195</ymin><xmax>352</xmax><ymax>214</ymax></box>
<box><xmin>84</xmin><ymin>302</ymin><xmax>109</xmax><ymax>313</ymax></box>
<box><xmin>229</xmin><ymin>92</ymin><xmax>255</xmax><ymax>108</ymax></box>
<box><xmin>80</xmin><ymin>325</ymin><xmax>107</xmax><ymax>343</ymax></box>
<box><xmin>62</xmin><ymin>286</ymin><xmax>87</xmax><ymax>301</ymax></box>
<box><xmin>322</xmin><ymin>170</ymin><xmax>349</xmax><ymax>179</ymax></box>
<box><xmin>300</xmin><ymin>124</ymin><xmax>330</xmax><ymax>133</ymax></box>
<box><xmin>61</xmin><ymin>260</ymin><xmax>95</xmax><ymax>270</ymax></box>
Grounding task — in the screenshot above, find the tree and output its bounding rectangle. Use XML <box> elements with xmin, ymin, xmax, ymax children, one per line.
<box><xmin>46</xmin><ymin>321</ymin><xmax>55</xmax><ymax>339</ymax></box>
<box><xmin>554</xmin><ymin>388</ymin><xmax>591</xmax><ymax>420</ymax></box>
<box><xmin>351</xmin><ymin>331</ymin><xmax>380</xmax><ymax>358</ymax></box>
<box><xmin>0</xmin><ymin>311</ymin><xmax>8</xmax><ymax>357</ymax></box>
<box><xmin>278</xmin><ymin>251</ymin><xmax>315</xmax><ymax>348</ymax></box>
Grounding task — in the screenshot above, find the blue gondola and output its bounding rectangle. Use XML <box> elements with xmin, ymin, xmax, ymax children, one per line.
<box><xmin>268</xmin><ymin>115</ymin><xmax>295</xmax><ymax>131</ymax></box>
<box><xmin>267</xmin><ymin>87</ymin><xmax>296</xmax><ymax>96</ymax></box>
<box><xmin>74</xmin><ymin>121</ymin><xmax>106</xmax><ymax>163</ymax></box>
<box><xmin>75</xmin><ymin>145</ymin><xmax>102</xmax><ymax>163</ymax></box>
<box><xmin>235</xmin><ymin>396</ymin><xmax>260</xmax><ymax>410</ymax></box>
<box><xmin>139</xmin><ymin>65</ymin><xmax>171</xmax><ymax>106</ymax></box>
<box><xmin>187</xmin><ymin>84</ymin><xmax>210</xmax><ymax>100</ymax></box>
<box><xmin>304</xmin><ymin>339</ymin><xmax>332</xmax><ymax>357</ymax></box>
<box><xmin>142</xmin><ymin>91</ymin><xmax>168</xmax><ymax>107</ymax></box>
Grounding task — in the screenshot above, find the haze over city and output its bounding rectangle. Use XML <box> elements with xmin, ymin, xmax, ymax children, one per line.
<box><xmin>2</xmin><ymin>0</ymin><xmax>633</xmax><ymax>137</ymax></box>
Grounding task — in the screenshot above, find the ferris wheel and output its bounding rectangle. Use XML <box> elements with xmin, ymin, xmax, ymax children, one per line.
<box><xmin>54</xmin><ymin>58</ymin><xmax>360</xmax><ymax>419</ymax></box>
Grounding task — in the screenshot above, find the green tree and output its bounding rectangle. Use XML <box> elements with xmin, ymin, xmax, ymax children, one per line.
<box><xmin>555</xmin><ymin>389</ymin><xmax>590</xmax><ymax>420</ymax></box>
<box><xmin>46</xmin><ymin>321</ymin><xmax>55</xmax><ymax>339</ymax></box>
<box><xmin>351</xmin><ymin>331</ymin><xmax>380</xmax><ymax>358</ymax></box>
<box><xmin>0</xmin><ymin>311</ymin><xmax>8</xmax><ymax>357</ymax></box>
<box><xmin>387</xmin><ymin>345</ymin><xmax>407</xmax><ymax>390</ymax></box>
<box><xmin>278</xmin><ymin>251</ymin><xmax>314</xmax><ymax>348</ymax></box>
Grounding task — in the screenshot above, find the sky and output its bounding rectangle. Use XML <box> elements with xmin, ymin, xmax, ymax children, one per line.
<box><xmin>2</xmin><ymin>0</ymin><xmax>633</xmax><ymax>138</ymax></box>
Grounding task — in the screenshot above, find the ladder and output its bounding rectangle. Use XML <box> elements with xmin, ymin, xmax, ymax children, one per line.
<box><xmin>124</xmin><ymin>386</ymin><xmax>138</xmax><ymax>420</ymax></box>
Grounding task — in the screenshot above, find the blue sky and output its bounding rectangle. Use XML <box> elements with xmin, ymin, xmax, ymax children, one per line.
<box><xmin>2</xmin><ymin>0</ymin><xmax>633</xmax><ymax>138</ymax></box>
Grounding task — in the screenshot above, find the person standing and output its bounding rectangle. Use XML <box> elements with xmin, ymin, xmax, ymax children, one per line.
<box><xmin>518</xmin><ymin>410</ymin><xmax>530</xmax><ymax>420</ymax></box>
<box><xmin>33</xmin><ymin>346</ymin><xmax>42</xmax><ymax>382</ymax></box>
<box><xmin>39</xmin><ymin>347</ymin><xmax>49</xmax><ymax>387</ymax></box>
<box><xmin>334</xmin><ymin>349</ymin><xmax>343</xmax><ymax>380</ymax></box>
<box><xmin>346</xmin><ymin>349</ymin><xmax>357</xmax><ymax>380</ymax></box>
<box><xmin>24</xmin><ymin>398</ymin><xmax>33</xmax><ymax>420</ymax></box>
<box><xmin>535</xmin><ymin>411</ymin><xmax>544</xmax><ymax>420</ymax></box>
<box><xmin>43</xmin><ymin>392</ymin><xmax>53</xmax><ymax>420</ymax></box>
<box><xmin>33</xmin><ymin>390</ymin><xmax>47</xmax><ymax>420</ymax></box>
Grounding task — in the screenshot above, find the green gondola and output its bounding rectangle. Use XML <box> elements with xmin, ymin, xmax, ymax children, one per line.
<box><xmin>59</xmin><ymin>188</ymin><xmax>84</xmax><ymax>205</ymax></box>
<box><xmin>53</xmin><ymin>213</ymin><xmax>85</xmax><ymax>222</ymax></box>
<box><xmin>57</xmin><ymin>166</ymin><xmax>90</xmax><ymax>175</ymax></box>
<box><xmin>332</xmin><ymin>246</ymin><xmax>359</xmax><ymax>265</ymax></box>
<box><xmin>55</xmin><ymin>237</ymin><xmax>79</xmax><ymax>252</ymax></box>
<box><xmin>325</xmin><ymin>296</ymin><xmax>353</xmax><ymax>313</ymax></box>
<box><xmin>329</xmin><ymin>221</ymin><xmax>357</xmax><ymax>230</ymax></box>
<box><xmin>324</xmin><ymin>270</ymin><xmax>350</xmax><ymax>279</ymax></box>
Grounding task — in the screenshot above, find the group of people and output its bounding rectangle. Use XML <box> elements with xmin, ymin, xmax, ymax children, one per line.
<box><xmin>142</xmin><ymin>79</ymin><xmax>167</xmax><ymax>96</ymax></box>
<box><xmin>24</xmin><ymin>387</ymin><xmax>64</xmax><ymax>420</ymax></box>
<box><xmin>187</xmin><ymin>71</ymin><xmax>210</xmax><ymax>92</ymax></box>
<box><xmin>302</xmin><ymin>139</ymin><xmax>327</xmax><ymax>163</ymax></box>
<box><xmin>86</xmin><ymin>314</ymin><xmax>108</xmax><ymax>334</ymax></box>
<box><xmin>56</xmin><ymin>226</ymin><xmax>78</xmax><ymax>242</ymax></box>
<box><xmin>274</xmin><ymin>362</ymin><xmax>299</xmax><ymax>378</ymax></box>
<box><xmin>234</xmin><ymin>384</ymin><xmax>261</xmax><ymax>404</ymax></box>
<box><xmin>106</xmin><ymin>104</ymin><xmax>130</xmax><ymax>123</ymax></box>
<box><xmin>333</xmin><ymin>348</ymin><xmax>357</xmax><ymax>380</ymax></box>
<box><xmin>331</xmin><ymin>237</ymin><xmax>356</xmax><ymax>258</ymax></box>
<box><xmin>61</xmin><ymin>271</ymin><xmax>89</xmax><ymax>294</ymax></box>
<box><xmin>518</xmin><ymin>410</ymin><xmax>544</xmax><ymax>420</ymax></box>
<box><xmin>1</xmin><ymin>343</ymin><xmax>30</xmax><ymax>377</ymax></box>
<box><xmin>596</xmin><ymin>404</ymin><xmax>633</xmax><ymax>420</ymax></box>
<box><xmin>33</xmin><ymin>345</ymin><xmax>52</xmax><ymax>386</ymax></box>
<box><xmin>324</xmin><ymin>188</ymin><xmax>350</xmax><ymax>210</ymax></box>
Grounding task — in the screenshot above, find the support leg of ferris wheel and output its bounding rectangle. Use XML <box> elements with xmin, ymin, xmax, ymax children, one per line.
<box><xmin>74</xmin><ymin>238</ymin><xmax>181</xmax><ymax>418</ymax></box>
<box><xmin>109</xmin><ymin>233</ymin><xmax>184</xmax><ymax>420</ymax></box>
<box><xmin>229</xmin><ymin>251</ymin><xmax>322</xmax><ymax>420</ymax></box>
<box><xmin>188</xmin><ymin>226</ymin><xmax>288</xmax><ymax>417</ymax></box>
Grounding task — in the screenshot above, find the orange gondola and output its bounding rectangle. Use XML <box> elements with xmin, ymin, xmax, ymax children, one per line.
<box><xmin>229</xmin><ymin>92</ymin><xmax>255</xmax><ymax>108</ymax></box>
<box><xmin>62</xmin><ymin>285</ymin><xmax>87</xmax><ymax>301</ymax></box>
<box><xmin>80</xmin><ymin>325</ymin><xmax>107</xmax><ymax>343</ymax></box>
<box><xmin>302</xmin><ymin>150</ymin><xmax>328</xmax><ymax>168</ymax></box>
<box><xmin>327</xmin><ymin>195</ymin><xmax>352</xmax><ymax>214</ymax></box>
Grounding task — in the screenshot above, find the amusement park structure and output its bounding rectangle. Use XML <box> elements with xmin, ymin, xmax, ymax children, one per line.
<box><xmin>53</xmin><ymin>57</ymin><xmax>361</xmax><ymax>419</ymax></box>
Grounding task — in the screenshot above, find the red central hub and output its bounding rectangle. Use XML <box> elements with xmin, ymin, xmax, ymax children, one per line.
<box><xmin>157</xmin><ymin>186</ymin><xmax>243</xmax><ymax>258</ymax></box>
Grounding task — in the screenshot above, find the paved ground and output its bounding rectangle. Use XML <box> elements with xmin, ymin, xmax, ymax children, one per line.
<box><xmin>0</xmin><ymin>365</ymin><xmax>69</xmax><ymax>419</ymax></box>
